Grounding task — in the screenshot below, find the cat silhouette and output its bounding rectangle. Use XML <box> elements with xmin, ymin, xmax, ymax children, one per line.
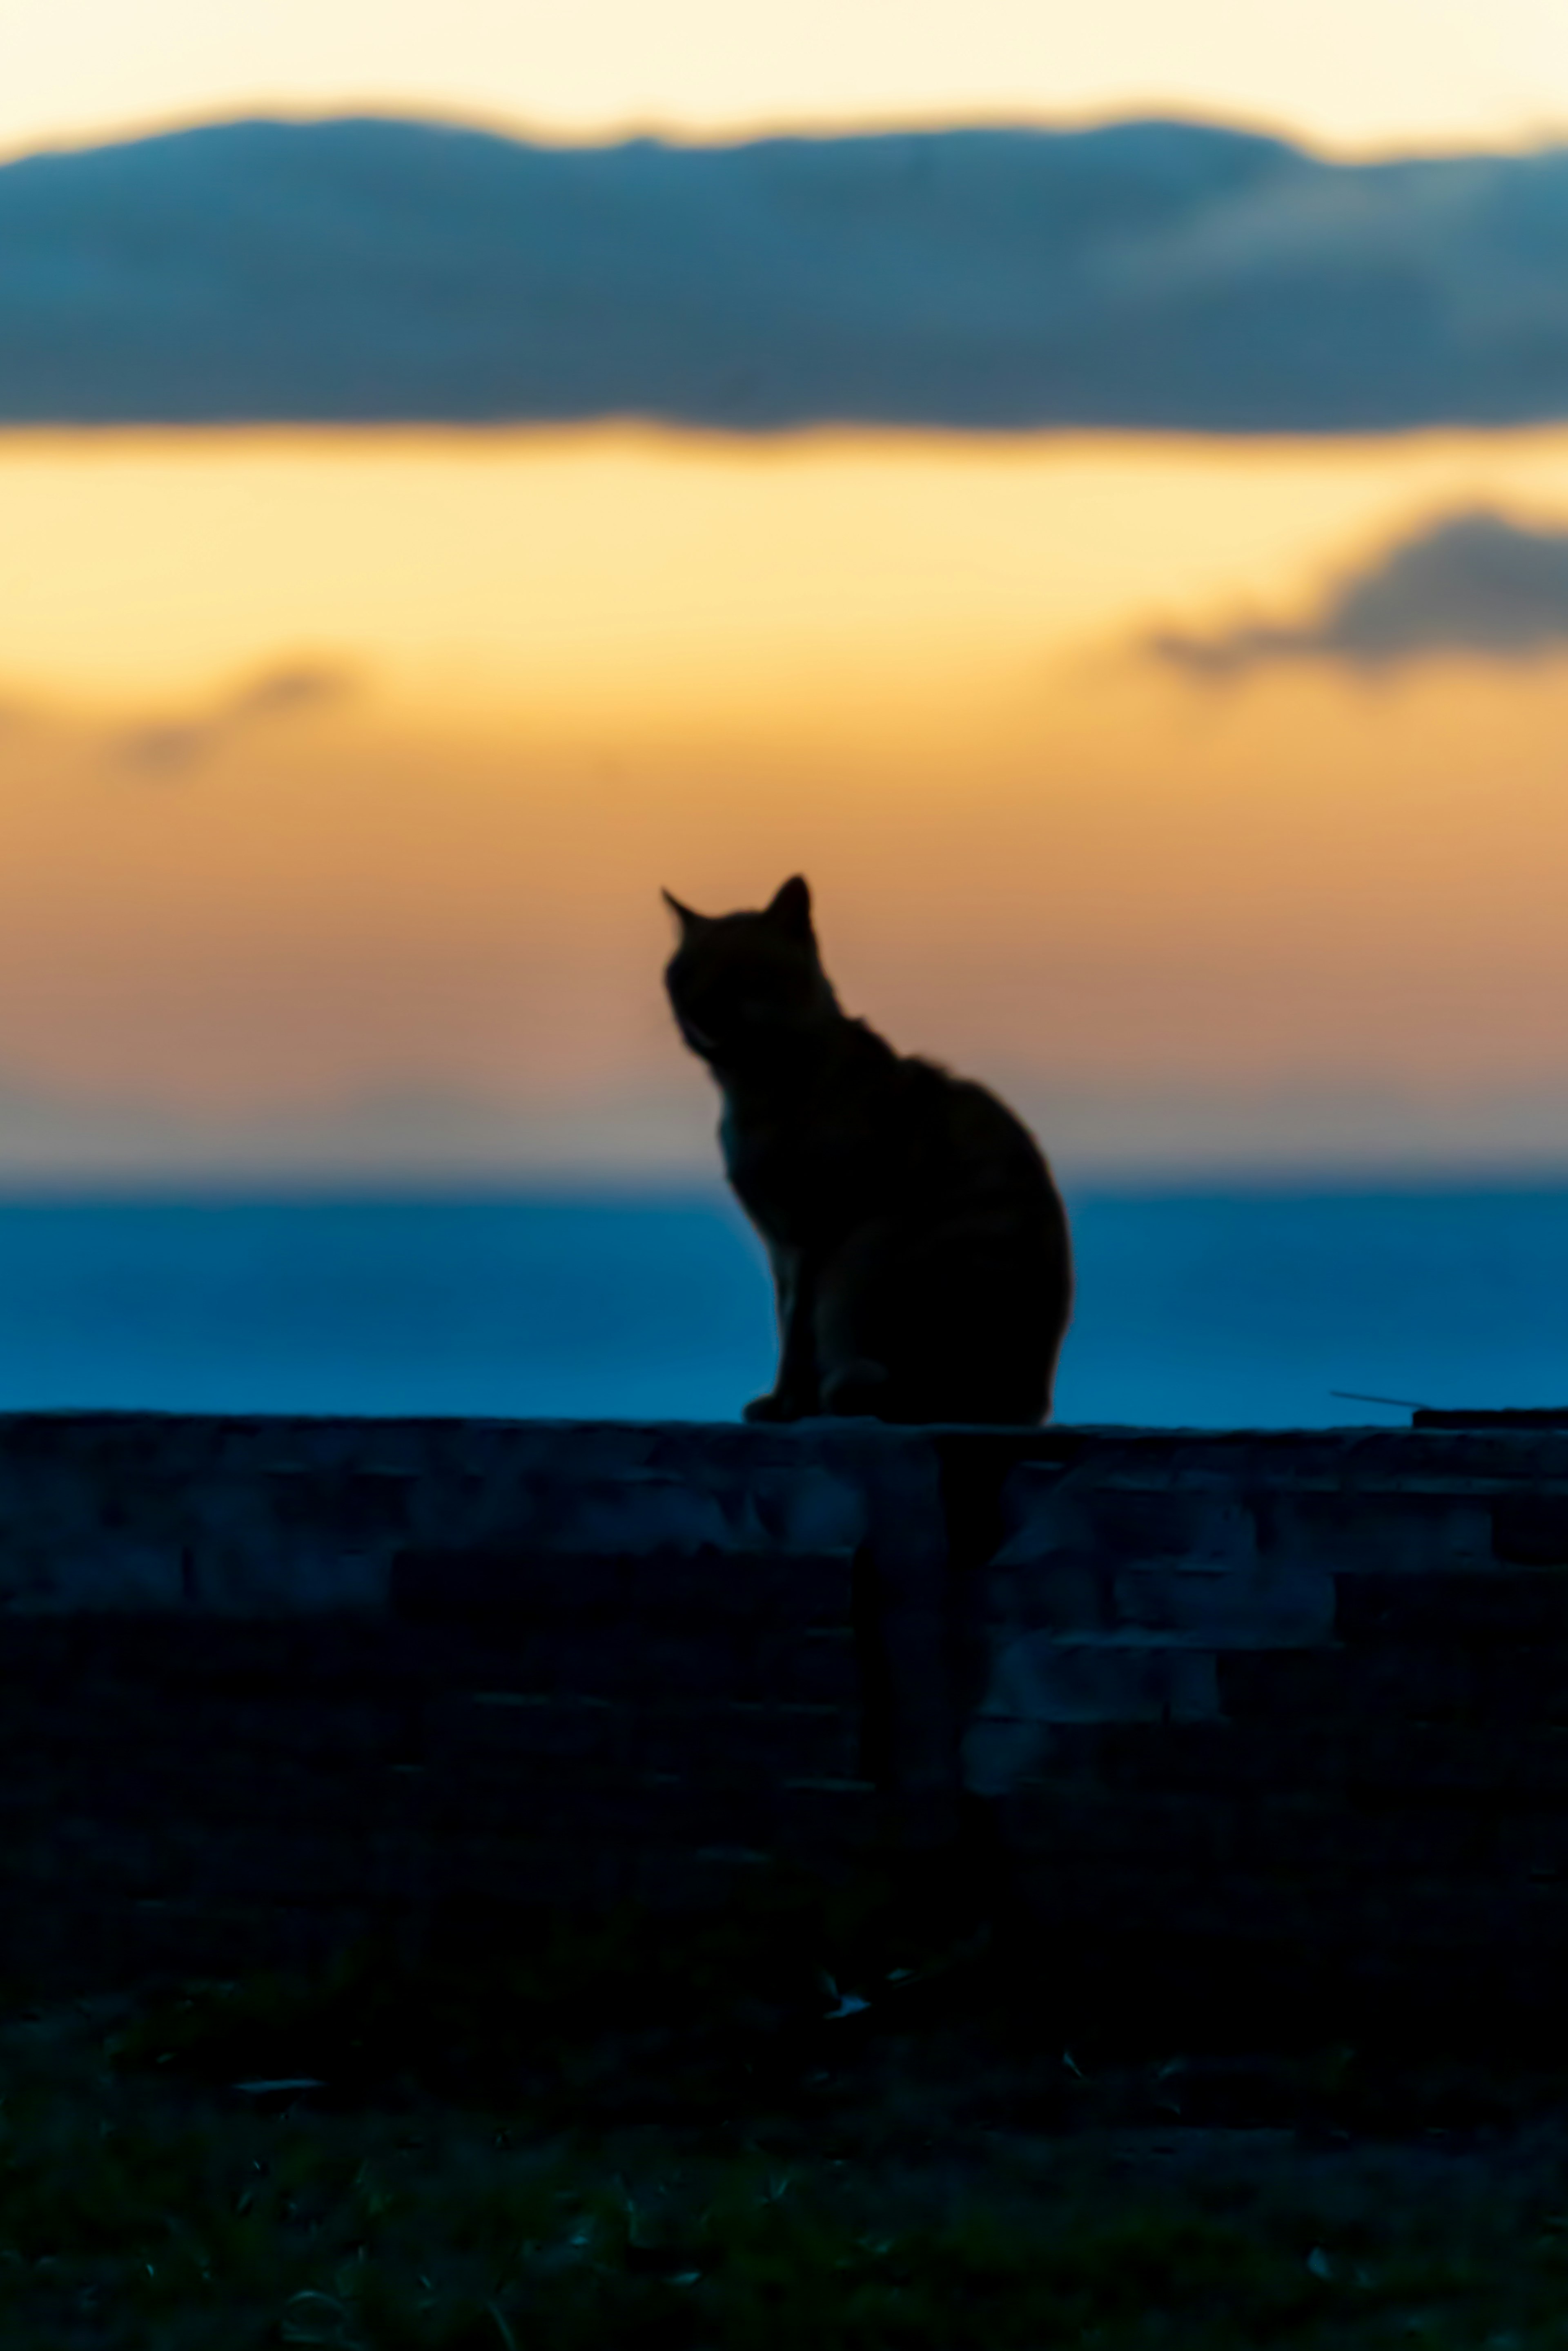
<box><xmin>664</xmin><ymin>875</ymin><xmax>1072</xmax><ymax>1424</ymax></box>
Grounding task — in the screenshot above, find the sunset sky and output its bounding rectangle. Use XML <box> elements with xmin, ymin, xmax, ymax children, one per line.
<box><xmin>1</xmin><ymin>0</ymin><xmax>1562</xmax><ymax>157</ymax></box>
<box><xmin>0</xmin><ymin>3</ymin><xmax>1564</xmax><ymax>1179</ymax></box>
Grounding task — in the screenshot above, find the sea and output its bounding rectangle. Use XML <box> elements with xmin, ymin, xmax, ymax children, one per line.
<box><xmin>0</xmin><ymin>1184</ymin><xmax>1563</xmax><ymax>1428</ymax></box>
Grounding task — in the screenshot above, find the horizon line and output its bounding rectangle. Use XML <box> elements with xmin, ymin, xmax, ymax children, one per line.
<box><xmin>0</xmin><ymin>1164</ymin><xmax>1566</xmax><ymax>1201</ymax></box>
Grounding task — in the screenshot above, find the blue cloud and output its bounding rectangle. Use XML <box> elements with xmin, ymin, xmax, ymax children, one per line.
<box><xmin>0</xmin><ymin>114</ymin><xmax>1566</xmax><ymax>430</ymax></box>
<box><xmin>1148</xmin><ymin>509</ymin><xmax>1568</xmax><ymax>675</ymax></box>
<box><xmin>111</xmin><ymin>661</ymin><xmax>357</xmax><ymax>773</ymax></box>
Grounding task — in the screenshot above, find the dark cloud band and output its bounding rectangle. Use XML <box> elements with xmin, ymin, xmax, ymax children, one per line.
<box><xmin>2</xmin><ymin>115</ymin><xmax>1567</xmax><ymax>431</ymax></box>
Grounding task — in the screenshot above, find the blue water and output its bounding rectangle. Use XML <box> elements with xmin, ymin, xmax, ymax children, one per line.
<box><xmin>0</xmin><ymin>1187</ymin><xmax>1563</xmax><ymax>1426</ymax></box>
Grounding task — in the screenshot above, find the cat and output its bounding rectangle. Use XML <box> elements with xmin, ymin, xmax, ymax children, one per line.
<box><xmin>663</xmin><ymin>875</ymin><xmax>1072</xmax><ymax>1425</ymax></box>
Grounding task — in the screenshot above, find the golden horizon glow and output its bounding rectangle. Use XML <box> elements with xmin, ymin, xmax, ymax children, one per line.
<box><xmin>4</xmin><ymin>424</ymin><xmax>1568</xmax><ymax>1170</ymax></box>
<box><xmin>7</xmin><ymin>424</ymin><xmax>1568</xmax><ymax>719</ymax></box>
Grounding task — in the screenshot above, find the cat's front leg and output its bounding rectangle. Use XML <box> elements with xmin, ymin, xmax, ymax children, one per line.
<box><xmin>744</xmin><ymin>1243</ymin><xmax>820</xmax><ymax>1421</ymax></box>
<box><xmin>813</xmin><ymin>1219</ymin><xmax>897</xmax><ymax>1418</ymax></box>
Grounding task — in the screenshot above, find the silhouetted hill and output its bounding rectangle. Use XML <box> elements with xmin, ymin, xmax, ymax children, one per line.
<box><xmin>2</xmin><ymin>114</ymin><xmax>1566</xmax><ymax>430</ymax></box>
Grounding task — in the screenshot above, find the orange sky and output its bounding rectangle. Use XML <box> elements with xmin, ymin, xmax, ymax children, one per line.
<box><xmin>5</xmin><ymin>423</ymin><xmax>1568</xmax><ymax>1174</ymax></box>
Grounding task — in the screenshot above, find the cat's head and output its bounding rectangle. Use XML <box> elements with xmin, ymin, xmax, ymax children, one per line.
<box><xmin>662</xmin><ymin>876</ymin><xmax>838</xmax><ymax>1068</ymax></box>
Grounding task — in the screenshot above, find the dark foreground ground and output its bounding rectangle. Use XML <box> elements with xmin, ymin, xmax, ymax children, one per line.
<box><xmin>8</xmin><ymin>1894</ymin><xmax>1568</xmax><ymax>2349</ymax></box>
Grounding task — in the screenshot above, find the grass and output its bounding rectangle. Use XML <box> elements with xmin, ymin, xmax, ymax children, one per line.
<box><xmin>7</xmin><ymin>1902</ymin><xmax>1568</xmax><ymax>2347</ymax></box>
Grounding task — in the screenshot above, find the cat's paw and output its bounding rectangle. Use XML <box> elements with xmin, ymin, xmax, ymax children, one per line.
<box><xmin>743</xmin><ymin>1391</ymin><xmax>802</xmax><ymax>1423</ymax></box>
<box><xmin>820</xmin><ymin>1359</ymin><xmax>891</xmax><ymax>1417</ymax></box>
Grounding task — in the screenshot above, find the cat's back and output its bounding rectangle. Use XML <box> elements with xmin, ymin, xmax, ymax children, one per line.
<box><xmin>867</xmin><ymin>1044</ymin><xmax>1073</xmax><ymax>1419</ymax></box>
<box><xmin>890</xmin><ymin>1048</ymin><xmax>1058</xmax><ymax>1213</ymax></box>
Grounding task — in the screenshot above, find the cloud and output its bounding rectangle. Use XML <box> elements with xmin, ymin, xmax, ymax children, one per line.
<box><xmin>1</xmin><ymin>114</ymin><xmax>1568</xmax><ymax>431</ymax></box>
<box><xmin>229</xmin><ymin>665</ymin><xmax>353</xmax><ymax>720</ymax></box>
<box><xmin>1147</xmin><ymin>509</ymin><xmax>1568</xmax><ymax>677</ymax></box>
<box><xmin>111</xmin><ymin>660</ymin><xmax>357</xmax><ymax>774</ymax></box>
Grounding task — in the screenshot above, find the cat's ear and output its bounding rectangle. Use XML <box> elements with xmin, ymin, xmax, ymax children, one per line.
<box><xmin>662</xmin><ymin>889</ymin><xmax>708</xmax><ymax>936</ymax></box>
<box><xmin>764</xmin><ymin>875</ymin><xmax>813</xmax><ymax>938</ymax></box>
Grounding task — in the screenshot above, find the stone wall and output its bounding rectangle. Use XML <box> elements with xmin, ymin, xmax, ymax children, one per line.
<box><xmin>961</xmin><ymin>1428</ymin><xmax>1568</xmax><ymax>2026</ymax></box>
<box><xmin>4</xmin><ymin>1412</ymin><xmax>1568</xmax><ymax>2019</ymax></box>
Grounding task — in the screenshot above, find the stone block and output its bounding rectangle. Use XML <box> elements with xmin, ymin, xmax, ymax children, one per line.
<box><xmin>995</xmin><ymin>1466</ymin><xmax>1257</xmax><ymax>1571</ymax></box>
<box><xmin>771</xmin><ymin>1776</ymin><xmax>882</xmax><ymax>1852</ymax></box>
<box><xmin>1337</xmin><ymin>1570</ymin><xmax>1568</xmax><ymax>1646</ymax></box>
<box><xmin>12</xmin><ymin>1749</ymin><xmax>425</xmax><ymax>1836</ymax></box>
<box><xmin>962</xmin><ymin>1635</ymin><xmax>1221</xmax><ymax>1796</ymax></box>
<box><xmin>418</xmin><ymin>1760</ymin><xmax>630</xmax><ymax>1829</ymax></box>
<box><xmin>1090</xmin><ymin>1718</ymin><xmax>1325</xmax><ymax>1796</ymax></box>
<box><xmin>394</xmin><ymin>1544</ymin><xmax>855</xmax><ymax>1626</ymax></box>
<box><xmin>422</xmin><ymin>1624</ymin><xmax>748</xmax><ymax>1701</ymax></box>
<box><xmin>996</xmin><ymin>1786</ymin><xmax>1243</xmax><ymax>1869</ymax></box>
<box><xmin>987</xmin><ymin>1555</ymin><xmax>1115</xmax><ymax>1633</ymax></box>
<box><xmin>647</xmin><ymin>1548</ymin><xmax>856</xmax><ymax>1623</ymax></box>
<box><xmin>1486</xmin><ymin>1807</ymin><xmax>1568</xmax><ymax>1878</ymax></box>
<box><xmin>1</xmin><ymin>1536</ymin><xmax>187</xmax><ymax>1613</ymax></box>
<box><xmin>1494</xmin><ymin>1496</ymin><xmax>1568</xmax><ymax>1566</ymax></box>
<box><xmin>427</xmin><ymin>1832</ymin><xmax>632</xmax><ymax>1908</ymax></box>
<box><xmin>1234</xmin><ymin>1794</ymin><xmax>1496</xmax><ymax>1876</ymax></box>
<box><xmin>181</xmin><ymin>1826</ymin><xmax>432</xmax><ymax>1905</ymax></box>
<box><xmin>9</xmin><ymin>1816</ymin><xmax>193</xmax><ymax>1899</ymax></box>
<box><xmin>423</xmin><ymin>1690</ymin><xmax>630</xmax><ymax>1764</ymax></box>
<box><xmin>430</xmin><ymin>1773</ymin><xmax>775</xmax><ymax>1850</ymax></box>
<box><xmin>172</xmin><ymin>1692</ymin><xmax>413</xmax><ymax>1761</ymax></box>
<box><xmin>984</xmin><ymin>1463</ymin><xmax>1333</xmax><ymax>1650</ymax></box>
<box><xmin>393</xmin><ymin>1548</ymin><xmax>626</xmax><ymax>1617</ymax></box>
<box><xmin>1345</xmin><ymin>1722</ymin><xmax>1568</xmax><ymax>1798</ymax></box>
<box><xmin>1220</xmin><ymin>1644</ymin><xmax>1568</xmax><ymax>1726</ymax></box>
<box><xmin>635</xmin><ymin>1700</ymin><xmax>862</xmax><ymax>1782</ymax></box>
<box><xmin>627</xmin><ymin>1844</ymin><xmax>776</xmax><ymax>1908</ymax></box>
<box><xmin>775</xmin><ymin>1627</ymin><xmax>861</xmax><ymax>1705</ymax></box>
<box><xmin>1256</xmin><ymin>1493</ymin><xmax>1494</xmax><ymax>1578</ymax></box>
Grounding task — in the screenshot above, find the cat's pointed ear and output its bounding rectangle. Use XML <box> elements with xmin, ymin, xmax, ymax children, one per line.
<box><xmin>662</xmin><ymin>888</ymin><xmax>708</xmax><ymax>936</ymax></box>
<box><xmin>764</xmin><ymin>875</ymin><xmax>813</xmax><ymax>938</ymax></box>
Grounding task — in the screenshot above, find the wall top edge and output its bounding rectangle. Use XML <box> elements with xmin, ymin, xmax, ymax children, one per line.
<box><xmin>0</xmin><ymin>1411</ymin><xmax>1554</xmax><ymax>1451</ymax></box>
